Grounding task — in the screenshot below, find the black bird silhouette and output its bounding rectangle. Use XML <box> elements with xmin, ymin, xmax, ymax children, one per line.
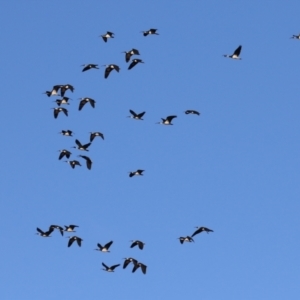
<box><xmin>95</xmin><ymin>241</ymin><xmax>113</xmax><ymax>252</ymax></box>
<box><xmin>128</xmin><ymin>59</ymin><xmax>144</xmax><ymax>70</ymax></box>
<box><xmin>291</xmin><ymin>33</ymin><xmax>300</xmax><ymax>39</ymax></box>
<box><xmin>50</xmin><ymin>225</ymin><xmax>64</xmax><ymax>236</ymax></box>
<box><xmin>123</xmin><ymin>257</ymin><xmax>138</xmax><ymax>269</ymax></box>
<box><xmin>36</xmin><ymin>227</ymin><xmax>53</xmax><ymax>237</ymax></box>
<box><xmin>156</xmin><ymin>115</ymin><xmax>177</xmax><ymax>125</ymax></box>
<box><xmin>178</xmin><ymin>236</ymin><xmax>194</xmax><ymax>244</ymax></box>
<box><xmin>54</xmin><ymin>97</ymin><xmax>70</xmax><ymax>106</ymax></box>
<box><xmin>64</xmin><ymin>225</ymin><xmax>78</xmax><ymax>232</ymax></box>
<box><xmin>73</xmin><ymin>139</ymin><xmax>91</xmax><ymax>151</ymax></box>
<box><xmin>44</xmin><ymin>85</ymin><xmax>62</xmax><ymax>97</ymax></box>
<box><xmin>128</xmin><ymin>110</ymin><xmax>145</xmax><ymax>120</ymax></box>
<box><xmin>104</xmin><ymin>64</ymin><xmax>120</xmax><ymax>79</ymax></box>
<box><xmin>60</xmin><ymin>84</ymin><xmax>74</xmax><ymax>97</ymax></box>
<box><xmin>191</xmin><ymin>227</ymin><xmax>214</xmax><ymax>237</ymax></box>
<box><xmin>132</xmin><ymin>262</ymin><xmax>147</xmax><ymax>274</ymax></box>
<box><xmin>60</xmin><ymin>130</ymin><xmax>73</xmax><ymax>136</ymax></box>
<box><xmin>102</xmin><ymin>262</ymin><xmax>120</xmax><ymax>272</ymax></box>
<box><xmin>67</xmin><ymin>236</ymin><xmax>82</xmax><ymax>247</ymax></box>
<box><xmin>82</xmin><ymin>64</ymin><xmax>99</xmax><ymax>72</ymax></box>
<box><xmin>224</xmin><ymin>45</ymin><xmax>242</xmax><ymax>60</ymax></box>
<box><xmin>185</xmin><ymin>110</ymin><xmax>200</xmax><ymax>116</ymax></box>
<box><xmin>100</xmin><ymin>31</ymin><xmax>114</xmax><ymax>42</ymax></box>
<box><xmin>65</xmin><ymin>160</ymin><xmax>81</xmax><ymax>169</ymax></box>
<box><xmin>129</xmin><ymin>170</ymin><xmax>144</xmax><ymax>178</ymax></box>
<box><xmin>130</xmin><ymin>240</ymin><xmax>145</xmax><ymax>250</ymax></box>
<box><xmin>78</xmin><ymin>155</ymin><xmax>92</xmax><ymax>170</ymax></box>
<box><xmin>58</xmin><ymin>149</ymin><xmax>71</xmax><ymax>160</ymax></box>
<box><xmin>90</xmin><ymin>132</ymin><xmax>104</xmax><ymax>142</ymax></box>
<box><xmin>53</xmin><ymin>107</ymin><xmax>68</xmax><ymax>119</ymax></box>
<box><xmin>123</xmin><ymin>48</ymin><xmax>140</xmax><ymax>62</ymax></box>
<box><xmin>142</xmin><ymin>29</ymin><xmax>158</xmax><ymax>36</ymax></box>
<box><xmin>78</xmin><ymin>98</ymin><xmax>96</xmax><ymax>111</ymax></box>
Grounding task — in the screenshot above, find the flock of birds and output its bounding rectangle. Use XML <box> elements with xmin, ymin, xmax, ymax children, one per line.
<box><xmin>39</xmin><ymin>26</ymin><xmax>281</xmax><ymax>275</ymax></box>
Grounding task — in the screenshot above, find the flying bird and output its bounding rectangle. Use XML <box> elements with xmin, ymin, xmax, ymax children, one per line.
<box><xmin>54</xmin><ymin>97</ymin><xmax>71</xmax><ymax>106</ymax></box>
<box><xmin>90</xmin><ymin>132</ymin><xmax>104</xmax><ymax>142</ymax></box>
<box><xmin>123</xmin><ymin>48</ymin><xmax>140</xmax><ymax>62</ymax></box>
<box><xmin>185</xmin><ymin>110</ymin><xmax>200</xmax><ymax>116</ymax></box>
<box><xmin>123</xmin><ymin>257</ymin><xmax>138</xmax><ymax>269</ymax></box>
<box><xmin>129</xmin><ymin>170</ymin><xmax>144</xmax><ymax>178</ymax></box>
<box><xmin>291</xmin><ymin>33</ymin><xmax>300</xmax><ymax>39</ymax></box>
<box><xmin>102</xmin><ymin>262</ymin><xmax>120</xmax><ymax>272</ymax></box>
<box><xmin>223</xmin><ymin>45</ymin><xmax>242</xmax><ymax>60</ymax></box>
<box><xmin>60</xmin><ymin>130</ymin><xmax>73</xmax><ymax>136</ymax></box>
<box><xmin>60</xmin><ymin>84</ymin><xmax>74</xmax><ymax>97</ymax></box>
<box><xmin>191</xmin><ymin>227</ymin><xmax>214</xmax><ymax>238</ymax></box>
<box><xmin>82</xmin><ymin>64</ymin><xmax>99</xmax><ymax>72</ymax></box>
<box><xmin>73</xmin><ymin>139</ymin><xmax>91</xmax><ymax>151</ymax></box>
<box><xmin>67</xmin><ymin>236</ymin><xmax>82</xmax><ymax>247</ymax></box>
<box><xmin>44</xmin><ymin>85</ymin><xmax>62</xmax><ymax>97</ymax></box>
<box><xmin>52</xmin><ymin>107</ymin><xmax>68</xmax><ymax>119</ymax></box>
<box><xmin>130</xmin><ymin>240</ymin><xmax>145</xmax><ymax>250</ymax></box>
<box><xmin>128</xmin><ymin>110</ymin><xmax>145</xmax><ymax>120</ymax></box>
<box><xmin>95</xmin><ymin>241</ymin><xmax>113</xmax><ymax>252</ymax></box>
<box><xmin>65</xmin><ymin>160</ymin><xmax>81</xmax><ymax>169</ymax></box>
<box><xmin>156</xmin><ymin>115</ymin><xmax>177</xmax><ymax>125</ymax></box>
<box><xmin>78</xmin><ymin>155</ymin><xmax>92</xmax><ymax>170</ymax></box>
<box><xmin>178</xmin><ymin>236</ymin><xmax>194</xmax><ymax>244</ymax></box>
<box><xmin>132</xmin><ymin>262</ymin><xmax>147</xmax><ymax>274</ymax></box>
<box><xmin>100</xmin><ymin>31</ymin><xmax>114</xmax><ymax>42</ymax></box>
<box><xmin>36</xmin><ymin>227</ymin><xmax>53</xmax><ymax>237</ymax></box>
<box><xmin>50</xmin><ymin>225</ymin><xmax>64</xmax><ymax>236</ymax></box>
<box><xmin>64</xmin><ymin>225</ymin><xmax>78</xmax><ymax>232</ymax></box>
<box><xmin>58</xmin><ymin>149</ymin><xmax>71</xmax><ymax>160</ymax></box>
<box><xmin>103</xmin><ymin>64</ymin><xmax>120</xmax><ymax>79</ymax></box>
<box><xmin>141</xmin><ymin>29</ymin><xmax>158</xmax><ymax>36</ymax></box>
<box><xmin>78</xmin><ymin>98</ymin><xmax>96</xmax><ymax>111</ymax></box>
<box><xmin>128</xmin><ymin>59</ymin><xmax>144</xmax><ymax>70</ymax></box>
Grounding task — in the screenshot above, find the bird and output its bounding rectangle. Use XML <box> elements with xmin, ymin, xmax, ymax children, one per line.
<box><xmin>128</xmin><ymin>59</ymin><xmax>144</xmax><ymax>70</ymax></box>
<box><xmin>142</xmin><ymin>29</ymin><xmax>158</xmax><ymax>36</ymax></box>
<box><xmin>185</xmin><ymin>110</ymin><xmax>200</xmax><ymax>116</ymax></box>
<box><xmin>36</xmin><ymin>227</ymin><xmax>53</xmax><ymax>237</ymax></box>
<box><xmin>44</xmin><ymin>85</ymin><xmax>62</xmax><ymax>97</ymax></box>
<box><xmin>102</xmin><ymin>262</ymin><xmax>120</xmax><ymax>272</ymax></box>
<box><xmin>128</xmin><ymin>110</ymin><xmax>145</xmax><ymax>120</ymax></box>
<box><xmin>52</xmin><ymin>107</ymin><xmax>68</xmax><ymax>119</ymax></box>
<box><xmin>78</xmin><ymin>155</ymin><xmax>92</xmax><ymax>170</ymax></box>
<box><xmin>50</xmin><ymin>225</ymin><xmax>64</xmax><ymax>236</ymax></box>
<box><xmin>90</xmin><ymin>132</ymin><xmax>104</xmax><ymax>142</ymax></box>
<box><xmin>60</xmin><ymin>130</ymin><xmax>73</xmax><ymax>136</ymax></box>
<box><xmin>60</xmin><ymin>84</ymin><xmax>74</xmax><ymax>97</ymax></box>
<box><xmin>54</xmin><ymin>97</ymin><xmax>71</xmax><ymax>106</ymax></box>
<box><xmin>58</xmin><ymin>149</ymin><xmax>71</xmax><ymax>160</ymax></box>
<box><xmin>103</xmin><ymin>64</ymin><xmax>120</xmax><ymax>79</ymax></box>
<box><xmin>223</xmin><ymin>45</ymin><xmax>242</xmax><ymax>60</ymax></box>
<box><xmin>130</xmin><ymin>240</ymin><xmax>145</xmax><ymax>250</ymax></box>
<box><xmin>132</xmin><ymin>262</ymin><xmax>147</xmax><ymax>274</ymax></box>
<box><xmin>67</xmin><ymin>236</ymin><xmax>82</xmax><ymax>247</ymax></box>
<box><xmin>65</xmin><ymin>160</ymin><xmax>81</xmax><ymax>169</ymax></box>
<box><xmin>82</xmin><ymin>64</ymin><xmax>99</xmax><ymax>72</ymax></box>
<box><xmin>191</xmin><ymin>227</ymin><xmax>214</xmax><ymax>238</ymax></box>
<box><xmin>123</xmin><ymin>257</ymin><xmax>137</xmax><ymax>269</ymax></box>
<box><xmin>78</xmin><ymin>98</ymin><xmax>96</xmax><ymax>111</ymax></box>
<box><xmin>291</xmin><ymin>33</ymin><xmax>300</xmax><ymax>39</ymax></box>
<box><xmin>95</xmin><ymin>241</ymin><xmax>113</xmax><ymax>252</ymax></box>
<box><xmin>156</xmin><ymin>115</ymin><xmax>177</xmax><ymax>125</ymax></box>
<box><xmin>129</xmin><ymin>170</ymin><xmax>144</xmax><ymax>178</ymax></box>
<box><xmin>178</xmin><ymin>236</ymin><xmax>194</xmax><ymax>244</ymax></box>
<box><xmin>123</xmin><ymin>48</ymin><xmax>140</xmax><ymax>63</ymax></box>
<box><xmin>73</xmin><ymin>139</ymin><xmax>91</xmax><ymax>151</ymax></box>
<box><xmin>64</xmin><ymin>225</ymin><xmax>78</xmax><ymax>232</ymax></box>
<box><xmin>100</xmin><ymin>31</ymin><xmax>114</xmax><ymax>42</ymax></box>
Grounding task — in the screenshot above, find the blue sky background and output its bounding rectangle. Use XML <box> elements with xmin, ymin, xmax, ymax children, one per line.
<box><xmin>0</xmin><ymin>1</ymin><xmax>299</xmax><ymax>299</ymax></box>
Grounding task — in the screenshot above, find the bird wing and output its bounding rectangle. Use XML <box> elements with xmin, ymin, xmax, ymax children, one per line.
<box><xmin>140</xmin><ymin>264</ymin><xmax>147</xmax><ymax>274</ymax></box>
<box><xmin>77</xmin><ymin>238</ymin><xmax>82</xmax><ymax>247</ymax></box>
<box><xmin>138</xmin><ymin>242</ymin><xmax>144</xmax><ymax>250</ymax></box>
<box><xmin>128</xmin><ymin>60</ymin><xmax>138</xmax><ymax>70</ymax></box>
<box><xmin>123</xmin><ymin>259</ymin><xmax>131</xmax><ymax>269</ymax></box>
<box><xmin>90</xmin><ymin>133</ymin><xmax>95</xmax><ymax>142</ymax></box>
<box><xmin>129</xmin><ymin>110</ymin><xmax>137</xmax><ymax>117</ymax></box>
<box><xmin>105</xmin><ymin>241</ymin><xmax>113</xmax><ymax>249</ymax></box>
<box><xmin>234</xmin><ymin>45</ymin><xmax>242</xmax><ymax>56</ymax></box>
<box><xmin>78</xmin><ymin>100</ymin><xmax>87</xmax><ymax>111</ymax></box>
<box><xmin>82</xmin><ymin>65</ymin><xmax>89</xmax><ymax>72</ymax></box>
<box><xmin>102</xmin><ymin>262</ymin><xmax>108</xmax><ymax>269</ymax></box>
<box><xmin>53</xmin><ymin>109</ymin><xmax>58</xmax><ymax>119</ymax></box>
<box><xmin>125</xmin><ymin>52</ymin><xmax>131</xmax><ymax>63</ymax></box>
<box><xmin>36</xmin><ymin>227</ymin><xmax>43</xmax><ymax>234</ymax></box>
<box><xmin>104</xmin><ymin>67</ymin><xmax>111</xmax><ymax>78</ymax></box>
<box><xmin>111</xmin><ymin>264</ymin><xmax>120</xmax><ymax>270</ymax></box>
<box><xmin>137</xmin><ymin>112</ymin><xmax>146</xmax><ymax>118</ymax></box>
<box><xmin>191</xmin><ymin>228</ymin><xmax>201</xmax><ymax>237</ymax></box>
<box><xmin>68</xmin><ymin>238</ymin><xmax>75</xmax><ymax>247</ymax></box>
<box><xmin>62</xmin><ymin>108</ymin><xmax>68</xmax><ymax>116</ymax></box>
<box><xmin>102</xmin><ymin>36</ymin><xmax>107</xmax><ymax>42</ymax></box>
<box><xmin>166</xmin><ymin>115</ymin><xmax>177</xmax><ymax>122</ymax></box>
<box><xmin>75</xmin><ymin>139</ymin><xmax>82</xmax><ymax>147</ymax></box>
<box><xmin>132</xmin><ymin>49</ymin><xmax>140</xmax><ymax>55</ymax></box>
<box><xmin>97</xmin><ymin>243</ymin><xmax>102</xmax><ymax>250</ymax></box>
<box><xmin>59</xmin><ymin>152</ymin><xmax>66</xmax><ymax>160</ymax></box>
<box><xmin>82</xmin><ymin>142</ymin><xmax>91</xmax><ymax>150</ymax></box>
<box><xmin>132</xmin><ymin>263</ymin><xmax>140</xmax><ymax>273</ymax></box>
<box><xmin>89</xmin><ymin>100</ymin><xmax>95</xmax><ymax>108</ymax></box>
<box><xmin>130</xmin><ymin>241</ymin><xmax>138</xmax><ymax>248</ymax></box>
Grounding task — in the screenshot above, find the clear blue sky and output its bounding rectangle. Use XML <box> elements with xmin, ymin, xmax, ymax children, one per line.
<box><xmin>0</xmin><ymin>1</ymin><xmax>299</xmax><ymax>299</ymax></box>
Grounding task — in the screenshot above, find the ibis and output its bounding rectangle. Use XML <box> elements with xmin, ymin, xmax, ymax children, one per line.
<box><xmin>50</xmin><ymin>225</ymin><xmax>64</xmax><ymax>236</ymax></box>
<box><xmin>60</xmin><ymin>130</ymin><xmax>73</xmax><ymax>136</ymax></box>
<box><xmin>123</xmin><ymin>257</ymin><xmax>137</xmax><ymax>269</ymax></box>
<box><xmin>156</xmin><ymin>115</ymin><xmax>177</xmax><ymax>125</ymax></box>
<box><xmin>142</xmin><ymin>29</ymin><xmax>158</xmax><ymax>36</ymax></box>
<box><xmin>128</xmin><ymin>110</ymin><xmax>145</xmax><ymax>120</ymax></box>
<box><xmin>191</xmin><ymin>226</ymin><xmax>214</xmax><ymax>237</ymax></box>
<box><xmin>132</xmin><ymin>262</ymin><xmax>147</xmax><ymax>274</ymax></box>
<box><xmin>224</xmin><ymin>45</ymin><xmax>242</xmax><ymax>60</ymax></box>
<box><xmin>100</xmin><ymin>31</ymin><xmax>114</xmax><ymax>42</ymax></box>
<box><xmin>129</xmin><ymin>170</ymin><xmax>144</xmax><ymax>178</ymax></box>
<box><xmin>78</xmin><ymin>155</ymin><xmax>92</xmax><ymax>170</ymax></box>
<box><xmin>67</xmin><ymin>236</ymin><xmax>82</xmax><ymax>247</ymax></box>
<box><xmin>95</xmin><ymin>241</ymin><xmax>113</xmax><ymax>252</ymax></box>
<box><xmin>58</xmin><ymin>149</ymin><xmax>71</xmax><ymax>160</ymax></box>
<box><xmin>178</xmin><ymin>236</ymin><xmax>194</xmax><ymax>244</ymax></box>
<box><xmin>52</xmin><ymin>107</ymin><xmax>68</xmax><ymax>119</ymax></box>
<box><xmin>73</xmin><ymin>139</ymin><xmax>91</xmax><ymax>151</ymax></box>
<box><xmin>36</xmin><ymin>227</ymin><xmax>53</xmax><ymax>237</ymax></box>
<box><xmin>54</xmin><ymin>97</ymin><xmax>70</xmax><ymax>106</ymax></box>
<box><xmin>102</xmin><ymin>262</ymin><xmax>120</xmax><ymax>272</ymax></box>
<box><xmin>64</xmin><ymin>225</ymin><xmax>79</xmax><ymax>232</ymax></box>
<box><xmin>185</xmin><ymin>110</ymin><xmax>200</xmax><ymax>116</ymax></box>
<box><xmin>90</xmin><ymin>132</ymin><xmax>104</xmax><ymax>142</ymax></box>
<box><xmin>78</xmin><ymin>97</ymin><xmax>96</xmax><ymax>111</ymax></box>
<box><xmin>103</xmin><ymin>64</ymin><xmax>120</xmax><ymax>79</ymax></box>
<box><xmin>128</xmin><ymin>59</ymin><xmax>144</xmax><ymax>70</ymax></box>
<box><xmin>130</xmin><ymin>240</ymin><xmax>145</xmax><ymax>250</ymax></box>
<box><xmin>65</xmin><ymin>160</ymin><xmax>81</xmax><ymax>169</ymax></box>
<box><xmin>82</xmin><ymin>64</ymin><xmax>99</xmax><ymax>72</ymax></box>
<box><xmin>123</xmin><ymin>48</ymin><xmax>140</xmax><ymax>63</ymax></box>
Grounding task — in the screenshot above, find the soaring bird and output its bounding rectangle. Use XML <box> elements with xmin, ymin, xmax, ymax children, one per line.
<box><xmin>65</xmin><ymin>160</ymin><xmax>81</xmax><ymax>169</ymax></box>
<box><xmin>130</xmin><ymin>240</ymin><xmax>145</xmax><ymax>250</ymax></box>
<box><xmin>132</xmin><ymin>262</ymin><xmax>147</xmax><ymax>274</ymax></box>
<box><xmin>58</xmin><ymin>149</ymin><xmax>71</xmax><ymax>160</ymax></box>
<box><xmin>156</xmin><ymin>115</ymin><xmax>177</xmax><ymax>125</ymax></box>
<box><xmin>73</xmin><ymin>139</ymin><xmax>91</xmax><ymax>151</ymax></box>
<box><xmin>178</xmin><ymin>236</ymin><xmax>194</xmax><ymax>244</ymax></box>
<box><xmin>67</xmin><ymin>236</ymin><xmax>82</xmax><ymax>247</ymax></box>
<box><xmin>95</xmin><ymin>241</ymin><xmax>113</xmax><ymax>252</ymax></box>
<box><xmin>123</xmin><ymin>257</ymin><xmax>137</xmax><ymax>269</ymax></box>
<box><xmin>54</xmin><ymin>97</ymin><xmax>71</xmax><ymax>106</ymax></box>
<box><xmin>60</xmin><ymin>84</ymin><xmax>74</xmax><ymax>97</ymax></box>
<box><xmin>64</xmin><ymin>225</ymin><xmax>78</xmax><ymax>232</ymax></box>
<box><xmin>53</xmin><ymin>107</ymin><xmax>68</xmax><ymax>119</ymax></box>
<box><xmin>128</xmin><ymin>59</ymin><xmax>144</xmax><ymax>70</ymax></box>
<box><xmin>129</xmin><ymin>170</ymin><xmax>144</xmax><ymax>178</ymax></box>
<box><xmin>104</xmin><ymin>64</ymin><xmax>120</xmax><ymax>79</ymax></box>
<box><xmin>142</xmin><ymin>29</ymin><xmax>158</xmax><ymax>36</ymax></box>
<box><xmin>291</xmin><ymin>33</ymin><xmax>300</xmax><ymax>39</ymax></box>
<box><xmin>102</xmin><ymin>262</ymin><xmax>120</xmax><ymax>272</ymax></box>
<box><xmin>90</xmin><ymin>132</ymin><xmax>104</xmax><ymax>142</ymax></box>
<box><xmin>78</xmin><ymin>98</ymin><xmax>96</xmax><ymax>111</ymax></box>
<box><xmin>128</xmin><ymin>110</ymin><xmax>145</xmax><ymax>120</ymax></box>
<box><xmin>60</xmin><ymin>130</ymin><xmax>73</xmax><ymax>136</ymax></box>
<box><xmin>123</xmin><ymin>48</ymin><xmax>140</xmax><ymax>63</ymax></box>
<box><xmin>44</xmin><ymin>85</ymin><xmax>62</xmax><ymax>97</ymax></box>
<box><xmin>82</xmin><ymin>64</ymin><xmax>99</xmax><ymax>72</ymax></box>
<box><xmin>223</xmin><ymin>45</ymin><xmax>242</xmax><ymax>60</ymax></box>
<box><xmin>50</xmin><ymin>225</ymin><xmax>64</xmax><ymax>236</ymax></box>
<box><xmin>36</xmin><ymin>227</ymin><xmax>53</xmax><ymax>237</ymax></box>
<box><xmin>100</xmin><ymin>31</ymin><xmax>114</xmax><ymax>42</ymax></box>
<box><xmin>191</xmin><ymin>227</ymin><xmax>214</xmax><ymax>237</ymax></box>
<box><xmin>185</xmin><ymin>110</ymin><xmax>200</xmax><ymax>116</ymax></box>
<box><xmin>78</xmin><ymin>155</ymin><xmax>92</xmax><ymax>170</ymax></box>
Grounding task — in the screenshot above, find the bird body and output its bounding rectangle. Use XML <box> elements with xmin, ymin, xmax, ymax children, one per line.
<box><xmin>157</xmin><ymin>115</ymin><xmax>177</xmax><ymax>125</ymax></box>
<box><xmin>60</xmin><ymin>130</ymin><xmax>73</xmax><ymax>136</ymax></box>
<box><xmin>128</xmin><ymin>110</ymin><xmax>145</xmax><ymax>120</ymax></box>
<box><xmin>73</xmin><ymin>139</ymin><xmax>91</xmax><ymax>151</ymax></box>
<box><xmin>55</xmin><ymin>97</ymin><xmax>70</xmax><ymax>106</ymax></box>
<box><xmin>64</xmin><ymin>225</ymin><xmax>78</xmax><ymax>232</ymax></box>
<box><xmin>224</xmin><ymin>45</ymin><xmax>242</xmax><ymax>60</ymax></box>
<box><xmin>178</xmin><ymin>236</ymin><xmax>194</xmax><ymax>244</ymax></box>
<box><xmin>65</xmin><ymin>160</ymin><xmax>81</xmax><ymax>168</ymax></box>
